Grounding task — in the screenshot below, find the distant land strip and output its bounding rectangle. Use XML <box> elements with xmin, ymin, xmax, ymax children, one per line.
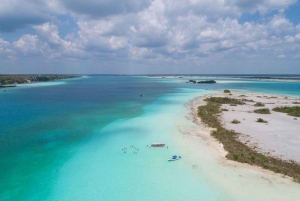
<box><xmin>237</xmin><ymin>76</ymin><xmax>300</xmax><ymax>81</ymax></box>
<box><xmin>0</xmin><ymin>75</ymin><xmax>80</xmax><ymax>87</ymax></box>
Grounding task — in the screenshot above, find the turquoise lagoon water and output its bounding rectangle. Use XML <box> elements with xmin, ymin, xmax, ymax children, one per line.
<box><xmin>1</xmin><ymin>75</ymin><xmax>300</xmax><ymax>201</ymax></box>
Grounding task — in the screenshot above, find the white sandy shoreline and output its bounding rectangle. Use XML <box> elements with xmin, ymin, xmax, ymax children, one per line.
<box><xmin>171</xmin><ymin>91</ymin><xmax>300</xmax><ymax>200</ymax></box>
<box><xmin>147</xmin><ymin>75</ymin><xmax>300</xmax><ymax>82</ymax></box>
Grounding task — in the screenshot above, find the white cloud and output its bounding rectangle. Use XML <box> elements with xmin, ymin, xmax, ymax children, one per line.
<box><xmin>295</xmin><ymin>33</ymin><xmax>300</xmax><ymax>42</ymax></box>
<box><xmin>38</xmin><ymin>0</ymin><xmax>300</xmax><ymax>62</ymax></box>
<box><xmin>0</xmin><ymin>38</ymin><xmax>10</xmax><ymax>50</ymax></box>
<box><xmin>0</xmin><ymin>0</ymin><xmax>63</xmax><ymax>32</ymax></box>
<box><xmin>12</xmin><ymin>23</ymin><xmax>82</xmax><ymax>59</ymax></box>
<box><xmin>269</xmin><ymin>14</ymin><xmax>293</xmax><ymax>34</ymax></box>
<box><xmin>0</xmin><ymin>0</ymin><xmax>299</xmax><ymax>73</ymax></box>
<box><xmin>13</xmin><ymin>34</ymin><xmax>44</xmax><ymax>55</ymax></box>
<box><xmin>33</xmin><ymin>23</ymin><xmax>71</xmax><ymax>49</ymax></box>
<box><xmin>60</xmin><ymin>0</ymin><xmax>154</xmax><ymax>19</ymax></box>
<box><xmin>226</xmin><ymin>0</ymin><xmax>297</xmax><ymax>14</ymax></box>
<box><xmin>284</xmin><ymin>35</ymin><xmax>294</xmax><ymax>43</ymax></box>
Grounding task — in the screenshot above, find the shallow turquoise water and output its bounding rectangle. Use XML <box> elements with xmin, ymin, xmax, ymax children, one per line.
<box><xmin>50</xmin><ymin>89</ymin><xmax>232</xmax><ymax>201</ymax></box>
<box><xmin>1</xmin><ymin>75</ymin><xmax>300</xmax><ymax>200</ymax></box>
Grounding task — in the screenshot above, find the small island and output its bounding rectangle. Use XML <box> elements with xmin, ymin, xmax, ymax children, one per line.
<box><xmin>0</xmin><ymin>75</ymin><xmax>80</xmax><ymax>89</ymax></box>
<box><xmin>188</xmin><ymin>80</ymin><xmax>216</xmax><ymax>84</ymax></box>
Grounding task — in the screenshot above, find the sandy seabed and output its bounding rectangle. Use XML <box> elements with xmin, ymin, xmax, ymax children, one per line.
<box><xmin>171</xmin><ymin>91</ymin><xmax>300</xmax><ymax>201</ymax></box>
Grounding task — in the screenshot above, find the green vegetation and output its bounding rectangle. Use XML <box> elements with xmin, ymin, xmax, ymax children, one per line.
<box><xmin>188</xmin><ymin>80</ymin><xmax>216</xmax><ymax>84</ymax></box>
<box><xmin>254</xmin><ymin>102</ymin><xmax>265</xmax><ymax>107</ymax></box>
<box><xmin>198</xmin><ymin>97</ymin><xmax>300</xmax><ymax>183</ymax></box>
<box><xmin>198</xmin><ymin>101</ymin><xmax>220</xmax><ymax>128</ymax></box>
<box><xmin>188</xmin><ymin>80</ymin><xmax>197</xmax><ymax>83</ymax></box>
<box><xmin>231</xmin><ymin>119</ymin><xmax>241</xmax><ymax>124</ymax></box>
<box><xmin>206</xmin><ymin>97</ymin><xmax>245</xmax><ymax>105</ymax></box>
<box><xmin>242</xmin><ymin>98</ymin><xmax>254</xmax><ymax>102</ymax></box>
<box><xmin>257</xmin><ymin>118</ymin><xmax>268</xmax><ymax>123</ymax></box>
<box><xmin>0</xmin><ymin>75</ymin><xmax>79</xmax><ymax>86</ymax></box>
<box><xmin>272</xmin><ymin>106</ymin><xmax>300</xmax><ymax>117</ymax></box>
<box><xmin>222</xmin><ymin>109</ymin><xmax>228</xmax><ymax>111</ymax></box>
<box><xmin>254</xmin><ymin>108</ymin><xmax>271</xmax><ymax>114</ymax></box>
<box><xmin>224</xmin><ymin>89</ymin><xmax>231</xmax><ymax>93</ymax></box>
<box><xmin>197</xmin><ymin>80</ymin><xmax>216</xmax><ymax>84</ymax></box>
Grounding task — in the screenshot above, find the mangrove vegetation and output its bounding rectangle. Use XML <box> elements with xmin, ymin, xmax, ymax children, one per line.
<box><xmin>272</xmin><ymin>106</ymin><xmax>300</xmax><ymax>117</ymax></box>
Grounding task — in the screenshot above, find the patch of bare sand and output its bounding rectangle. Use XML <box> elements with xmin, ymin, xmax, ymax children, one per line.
<box><xmin>217</xmin><ymin>92</ymin><xmax>300</xmax><ymax>163</ymax></box>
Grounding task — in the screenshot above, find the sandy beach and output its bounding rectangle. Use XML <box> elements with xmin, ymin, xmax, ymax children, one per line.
<box><xmin>206</xmin><ymin>92</ymin><xmax>300</xmax><ymax>163</ymax></box>
<box><xmin>170</xmin><ymin>91</ymin><xmax>300</xmax><ymax>200</ymax></box>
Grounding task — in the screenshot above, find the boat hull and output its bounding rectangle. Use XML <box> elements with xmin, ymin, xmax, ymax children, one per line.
<box><xmin>151</xmin><ymin>143</ymin><xmax>165</xmax><ymax>147</ymax></box>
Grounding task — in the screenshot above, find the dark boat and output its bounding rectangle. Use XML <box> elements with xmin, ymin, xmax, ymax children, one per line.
<box><xmin>151</xmin><ymin>142</ymin><xmax>165</xmax><ymax>147</ymax></box>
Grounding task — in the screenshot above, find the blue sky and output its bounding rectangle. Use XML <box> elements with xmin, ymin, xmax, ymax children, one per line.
<box><xmin>0</xmin><ymin>0</ymin><xmax>300</xmax><ymax>74</ymax></box>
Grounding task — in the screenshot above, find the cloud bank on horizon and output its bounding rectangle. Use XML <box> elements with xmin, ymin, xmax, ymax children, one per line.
<box><xmin>0</xmin><ymin>0</ymin><xmax>300</xmax><ymax>74</ymax></box>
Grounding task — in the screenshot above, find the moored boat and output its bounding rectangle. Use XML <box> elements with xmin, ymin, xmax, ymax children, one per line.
<box><xmin>151</xmin><ymin>142</ymin><xmax>165</xmax><ymax>147</ymax></box>
<box><xmin>168</xmin><ymin>155</ymin><xmax>181</xmax><ymax>161</ymax></box>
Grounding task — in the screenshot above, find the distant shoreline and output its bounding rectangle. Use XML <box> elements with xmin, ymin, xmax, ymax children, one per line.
<box><xmin>148</xmin><ymin>75</ymin><xmax>300</xmax><ymax>82</ymax></box>
<box><xmin>0</xmin><ymin>85</ymin><xmax>16</xmax><ymax>88</ymax></box>
<box><xmin>0</xmin><ymin>75</ymin><xmax>81</xmax><ymax>89</ymax></box>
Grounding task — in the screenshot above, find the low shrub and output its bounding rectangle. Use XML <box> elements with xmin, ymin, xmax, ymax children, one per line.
<box><xmin>272</xmin><ymin>106</ymin><xmax>300</xmax><ymax>117</ymax></box>
<box><xmin>231</xmin><ymin>119</ymin><xmax>241</xmax><ymax>124</ymax></box>
<box><xmin>242</xmin><ymin>98</ymin><xmax>254</xmax><ymax>102</ymax></box>
<box><xmin>206</xmin><ymin>97</ymin><xmax>245</xmax><ymax>105</ymax></box>
<box><xmin>257</xmin><ymin>118</ymin><xmax>268</xmax><ymax>123</ymax></box>
<box><xmin>254</xmin><ymin>108</ymin><xmax>271</xmax><ymax>114</ymax></box>
<box><xmin>254</xmin><ymin>102</ymin><xmax>265</xmax><ymax>107</ymax></box>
